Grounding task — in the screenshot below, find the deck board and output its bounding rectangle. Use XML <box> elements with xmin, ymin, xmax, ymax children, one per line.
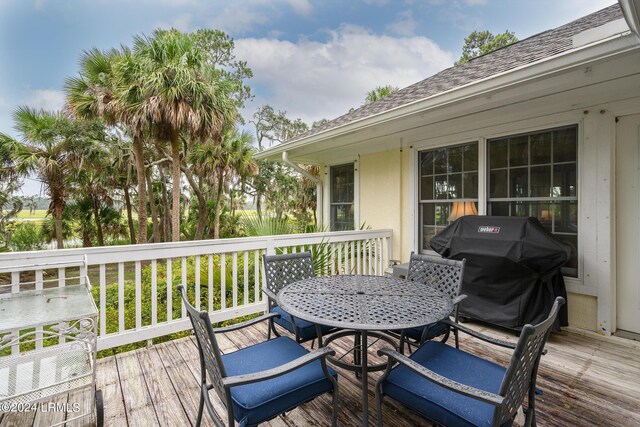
<box><xmin>2</xmin><ymin>322</ymin><xmax>639</xmax><ymax>427</ymax></box>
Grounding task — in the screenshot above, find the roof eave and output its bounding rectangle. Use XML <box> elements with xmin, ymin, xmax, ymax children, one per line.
<box><xmin>256</xmin><ymin>31</ymin><xmax>638</xmax><ymax>162</ymax></box>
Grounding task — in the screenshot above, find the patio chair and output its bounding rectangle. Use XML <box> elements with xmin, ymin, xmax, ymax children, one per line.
<box><xmin>397</xmin><ymin>253</ymin><xmax>466</xmax><ymax>352</ymax></box>
<box><xmin>178</xmin><ymin>285</ymin><xmax>339</xmax><ymax>427</ymax></box>
<box><xmin>263</xmin><ymin>252</ymin><xmax>335</xmax><ymax>344</ymax></box>
<box><xmin>375</xmin><ymin>296</ymin><xmax>565</xmax><ymax>427</ymax></box>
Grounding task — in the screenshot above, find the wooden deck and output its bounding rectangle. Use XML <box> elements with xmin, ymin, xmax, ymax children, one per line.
<box><xmin>2</xmin><ymin>323</ymin><xmax>640</xmax><ymax>427</ymax></box>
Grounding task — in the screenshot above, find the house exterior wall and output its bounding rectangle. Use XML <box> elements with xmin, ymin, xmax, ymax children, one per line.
<box><xmin>353</xmin><ymin>94</ymin><xmax>640</xmax><ymax>334</ymax></box>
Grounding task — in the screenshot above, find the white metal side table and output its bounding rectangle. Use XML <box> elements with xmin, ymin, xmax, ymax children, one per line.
<box><xmin>0</xmin><ymin>264</ymin><xmax>102</xmax><ymax>426</ymax></box>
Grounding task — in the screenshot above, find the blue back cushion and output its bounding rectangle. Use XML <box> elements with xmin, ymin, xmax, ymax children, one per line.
<box><xmin>382</xmin><ymin>341</ymin><xmax>508</xmax><ymax>427</ymax></box>
<box><xmin>271</xmin><ymin>306</ymin><xmax>334</xmax><ymax>340</ymax></box>
<box><xmin>222</xmin><ymin>336</ymin><xmax>337</xmax><ymax>426</ymax></box>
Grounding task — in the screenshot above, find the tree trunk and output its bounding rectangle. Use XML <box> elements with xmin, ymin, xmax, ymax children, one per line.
<box><xmin>146</xmin><ymin>169</ymin><xmax>160</xmax><ymax>243</ymax></box>
<box><xmin>92</xmin><ymin>196</ymin><xmax>105</xmax><ymax>246</ymax></box>
<box><xmin>54</xmin><ymin>206</ymin><xmax>64</xmax><ymax>249</ymax></box>
<box><xmin>182</xmin><ymin>165</ymin><xmax>207</xmax><ymax>240</ymax></box>
<box><xmin>159</xmin><ymin>166</ymin><xmax>171</xmax><ymax>242</ymax></box>
<box><xmin>213</xmin><ymin>169</ymin><xmax>225</xmax><ymax>239</ymax></box>
<box><xmin>123</xmin><ymin>187</ymin><xmax>136</xmax><ymax>244</ymax></box>
<box><xmin>170</xmin><ymin>129</ymin><xmax>181</xmax><ymax>242</ymax></box>
<box><xmin>132</xmin><ymin>135</ymin><xmax>147</xmax><ymax>244</ymax></box>
<box><xmin>256</xmin><ymin>194</ymin><xmax>262</xmax><ymax>220</ymax></box>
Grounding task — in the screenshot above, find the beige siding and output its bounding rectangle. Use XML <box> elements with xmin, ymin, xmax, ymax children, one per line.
<box><xmin>359</xmin><ymin>149</ymin><xmax>407</xmax><ymax>261</ymax></box>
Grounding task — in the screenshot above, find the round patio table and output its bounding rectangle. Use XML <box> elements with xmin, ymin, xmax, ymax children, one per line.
<box><xmin>277</xmin><ymin>274</ymin><xmax>453</xmax><ymax>427</ymax></box>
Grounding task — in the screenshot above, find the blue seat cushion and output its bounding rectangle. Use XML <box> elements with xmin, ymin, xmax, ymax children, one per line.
<box><xmin>400</xmin><ymin>321</ymin><xmax>449</xmax><ymax>342</ymax></box>
<box><xmin>381</xmin><ymin>341</ymin><xmax>510</xmax><ymax>427</ymax></box>
<box><xmin>271</xmin><ymin>306</ymin><xmax>334</xmax><ymax>340</ymax></box>
<box><xmin>222</xmin><ymin>336</ymin><xmax>337</xmax><ymax>427</ymax></box>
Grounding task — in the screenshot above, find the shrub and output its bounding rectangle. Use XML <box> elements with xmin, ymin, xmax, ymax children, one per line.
<box><xmin>10</xmin><ymin>222</ymin><xmax>46</xmax><ymax>251</ymax></box>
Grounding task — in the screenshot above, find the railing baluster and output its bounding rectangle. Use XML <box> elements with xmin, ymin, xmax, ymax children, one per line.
<box><xmin>118</xmin><ymin>262</ymin><xmax>125</xmax><ymax>333</ymax></box>
<box><xmin>254</xmin><ymin>250</ymin><xmax>259</xmax><ymax>303</ymax></box>
<box><xmin>10</xmin><ymin>272</ymin><xmax>19</xmax><ymax>355</ymax></box>
<box><xmin>99</xmin><ymin>264</ymin><xmax>106</xmax><ymax>337</ymax></box>
<box><xmin>208</xmin><ymin>255</ymin><xmax>214</xmax><ymax>312</ymax></box>
<box><xmin>337</xmin><ymin>244</ymin><xmax>343</xmax><ymax>274</ymax></box>
<box><xmin>221</xmin><ymin>253</ymin><xmax>226</xmax><ymax>310</ymax></box>
<box><xmin>181</xmin><ymin>257</ymin><xmax>187</xmax><ymax>319</ymax></box>
<box><xmin>232</xmin><ymin>252</ymin><xmax>238</xmax><ymax>308</ymax></box>
<box><xmin>195</xmin><ymin>255</ymin><xmax>201</xmax><ymax>311</ymax></box>
<box><xmin>58</xmin><ymin>268</ymin><xmax>65</xmax><ymax>287</ymax></box>
<box><xmin>244</xmin><ymin>252</ymin><xmax>249</xmax><ymax>306</ymax></box>
<box><xmin>151</xmin><ymin>260</ymin><xmax>157</xmax><ymax>326</ymax></box>
<box><xmin>135</xmin><ymin>261</ymin><xmax>142</xmax><ymax>330</ymax></box>
<box><xmin>167</xmin><ymin>259</ymin><xmax>173</xmax><ymax>322</ymax></box>
<box><xmin>331</xmin><ymin>243</ymin><xmax>336</xmax><ymax>275</ymax></box>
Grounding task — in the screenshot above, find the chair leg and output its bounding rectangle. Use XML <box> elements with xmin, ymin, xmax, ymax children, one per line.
<box><xmin>375</xmin><ymin>383</ymin><xmax>384</xmax><ymax>427</ymax></box>
<box><xmin>195</xmin><ymin>388</ymin><xmax>204</xmax><ymax>427</ymax></box>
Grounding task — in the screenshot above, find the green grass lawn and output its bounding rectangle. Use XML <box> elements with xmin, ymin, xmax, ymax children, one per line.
<box><xmin>15</xmin><ymin>209</ymin><xmax>48</xmax><ymax>220</ymax></box>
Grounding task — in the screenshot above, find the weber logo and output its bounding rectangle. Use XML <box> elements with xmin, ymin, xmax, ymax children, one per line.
<box><xmin>478</xmin><ymin>226</ymin><xmax>501</xmax><ymax>234</ymax></box>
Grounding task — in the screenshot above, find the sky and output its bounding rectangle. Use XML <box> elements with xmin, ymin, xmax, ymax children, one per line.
<box><xmin>0</xmin><ymin>0</ymin><xmax>616</xmax><ymax>195</ymax></box>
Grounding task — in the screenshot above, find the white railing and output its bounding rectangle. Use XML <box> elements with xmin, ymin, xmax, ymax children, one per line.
<box><xmin>0</xmin><ymin>230</ymin><xmax>392</xmax><ymax>351</ymax></box>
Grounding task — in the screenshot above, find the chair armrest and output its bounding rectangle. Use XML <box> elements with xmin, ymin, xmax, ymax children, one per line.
<box><xmin>262</xmin><ymin>288</ymin><xmax>277</xmax><ymax>302</ymax></box>
<box><xmin>377</xmin><ymin>348</ymin><xmax>505</xmax><ymax>407</ymax></box>
<box><xmin>212</xmin><ymin>312</ymin><xmax>280</xmax><ymax>333</ymax></box>
<box><xmin>440</xmin><ymin>319</ymin><xmax>516</xmax><ymax>349</ymax></box>
<box><xmin>223</xmin><ymin>347</ymin><xmax>336</xmax><ymax>388</ymax></box>
<box><xmin>452</xmin><ymin>294</ymin><xmax>467</xmax><ymax>306</ymax></box>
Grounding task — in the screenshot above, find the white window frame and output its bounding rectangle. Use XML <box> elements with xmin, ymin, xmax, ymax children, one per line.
<box><xmin>324</xmin><ymin>160</ymin><xmax>359</xmax><ymax>231</ymax></box>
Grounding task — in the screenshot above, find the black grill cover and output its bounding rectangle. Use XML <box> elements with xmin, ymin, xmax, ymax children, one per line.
<box><xmin>430</xmin><ymin>216</ymin><xmax>569</xmax><ymax>331</ymax></box>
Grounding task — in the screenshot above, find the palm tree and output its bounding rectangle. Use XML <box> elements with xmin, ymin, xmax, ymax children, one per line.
<box><xmin>0</xmin><ymin>108</ymin><xmax>91</xmax><ymax>248</ymax></box>
<box><xmin>133</xmin><ymin>29</ymin><xmax>237</xmax><ymax>242</ymax></box>
<box><xmin>364</xmin><ymin>85</ymin><xmax>399</xmax><ymax>104</ymax></box>
<box><xmin>25</xmin><ymin>195</ymin><xmax>38</xmax><ymax>215</ymax></box>
<box><xmin>65</xmin><ymin>47</ymin><xmax>150</xmax><ymax>245</ymax></box>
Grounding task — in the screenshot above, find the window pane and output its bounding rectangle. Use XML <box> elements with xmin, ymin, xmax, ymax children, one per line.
<box><xmin>422</xmin><ymin>227</ymin><xmax>436</xmax><ymax>251</ymax></box>
<box><xmin>434</xmin><ymin>175</ymin><xmax>448</xmax><ymax>199</ymax></box>
<box><xmin>449</xmin><ymin>146</ymin><xmax>463</xmax><ymax>173</ymax></box>
<box><xmin>530</xmin><ymin>166</ymin><xmax>551</xmax><ymax>197</ymax></box>
<box><xmin>463</xmin><ymin>172</ymin><xmax>478</xmax><ymax>198</ymax></box>
<box><xmin>556</xmin><ymin>234</ymin><xmax>578</xmax><ymax>271</ymax></box>
<box><xmin>421</xmin><ymin>176</ymin><xmax>433</xmax><ymax>200</ymax></box>
<box><xmin>556</xmin><ymin>200</ymin><xmax>578</xmax><ymax>233</ymax></box>
<box><xmin>553</xmin><ymin>163</ymin><xmax>576</xmax><ymax>197</ymax></box>
<box><xmin>489</xmin><ymin>139</ymin><xmax>508</xmax><ymax>169</ymax></box>
<box><xmin>509</xmin><ymin>136</ymin><xmax>528</xmax><ymax>167</ymax></box>
<box><xmin>489</xmin><ymin>201</ymin><xmax>509</xmax><ymax>216</ymax></box>
<box><xmin>530</xmin><ymin>132</ymin><xmax>551</xmax><ymax>165</ymax></box>
<box><xmin>422</xmin><ymin>203</ymin><xmax>435</xmax><ymax>225</ymax></box>
<box><xmin>509</xmin><ymin>168</ymin><xmax>528</xmax><ymax>198</ymax></box>
<box><xmin>435</xmin><ymin>204</ymin><xmax>449</xmax><ymax>226</ymax></box>
<box><xmin>554</xmin><ymin>127</ymin><xmax>577</xmax><ymax>162</ymax></box>
<box><xmin>464</xmin><ymin>144</ymin><xmax>478</xmax><ymax>170</ymax></box>
<box><xmin>530</xmin><ymin>201</ymin><xmax>552</xmax><ymax>228</ymax></box>
<box><xmin>330</xmin><ymin>204</ymin><xmax>354</xmax><ymax>231</ymax></box>
<box><xmin>511</xmin><ymin>201</ymin><xmax>529</xmax><ymax>217</ymax></box>
<box><xmin>434</xmin><ymin>149</ymin><xmax>447</xmax><ymax>174</ymax></box>
<box><xmin>420</xmin><ymin>151</ymin><xmax>433</xmax><ymax>175</ymax></box>
<box><xmin>489</xmin><ymin>170</ymin><xmax>508</xmax><ymax>198</ymax></box>
<box><xmin>448</xmin><ymin>173</ymin><xmax>462</xmax><ymax>199</ymax></box>
<box><xmin>331</xmin><ymin>164</ymin><xmax>354</xmax><ymax>203</ymax></box>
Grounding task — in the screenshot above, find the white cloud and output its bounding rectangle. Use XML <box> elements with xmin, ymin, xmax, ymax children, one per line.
<box><xmin>284</xmin><ymin>0</ymin><xmax>312</xmax><ymax>16</ymax></box>
<box><xmin>210</xmin><ymin>3</ymin><xmax>270</xmax><ymax>34</ymax></box>
<box><xmin>34</xmin><ymin>0</ymin><xmax>44</xmax><ymax>11</ymax></box>
<box><xmin>386</xmin><ymin>10</ymin><xmax>418</xmax><ymax>36</ymax></box>
<box><xmin>236</xmin><ymin>25</ymin><xmax>454</xmax><ymax>124</ymax></box>
<box><xmin>464</xmin><ymin>0</ymin><xmax>487</xmax><ymax>5</ymax></box>
<box><xmin>25</xmin><ymin>89</ymin><xmax>65</xmax><ymax>112</ymax></box>
<box><xmin>363</xmin><ymin>0</ymin><xmax>389</xmax><ymax>5</ymax></box>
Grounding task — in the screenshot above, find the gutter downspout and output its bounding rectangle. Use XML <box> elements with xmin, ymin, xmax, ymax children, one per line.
<box><xmin>619</xmin><ymin>0</ymin><xmax>640</xmax><ymax>39</ymax></box>
<box><xmin>282</xmin><ymin>151</ymin><xmax>323</xmax><ymax>228</ymax></box>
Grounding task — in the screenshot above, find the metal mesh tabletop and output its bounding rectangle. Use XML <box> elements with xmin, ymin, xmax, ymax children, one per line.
<box><xmin>277</xmin><ymin>275</ymin><xmax>454</xmax><ymax>330</ymax></box>
<box><xmin>0</xmin><ymin>341</ymin><xmax>93</xmax><ymax>406</ymax></box>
